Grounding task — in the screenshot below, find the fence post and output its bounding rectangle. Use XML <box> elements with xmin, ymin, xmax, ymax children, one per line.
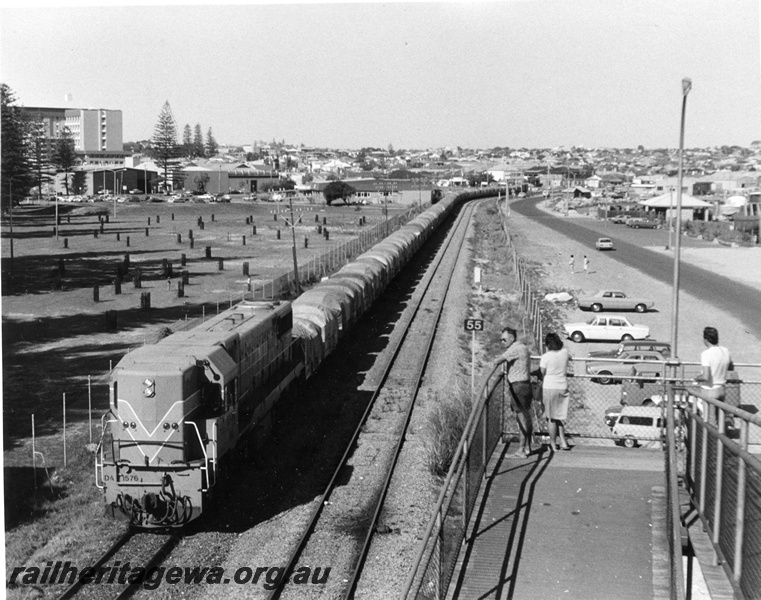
<box><xmin>88</xmin><ymin>375</ymin><xmax>93</xmax><ymax>444</ymax></box>
<box><xmin>733</xmin><ymin>422</ymin><xmax>749</xmax><ymax>585</ymax></box>
<box><xmin>712</xmin><ymin>411</ymin><xmax>725</xmax><ymax>565</ymax></box>
<box><xmin>63</xmin><ymin>393</ymin><xmax>67</xmax><ymax>468</ymax></box>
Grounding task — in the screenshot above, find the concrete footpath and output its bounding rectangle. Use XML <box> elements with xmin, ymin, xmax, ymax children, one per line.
<box><xmin>447</xmin><ymin>443</ymin><xmax>669</xmax><ymax>600</ymax></box>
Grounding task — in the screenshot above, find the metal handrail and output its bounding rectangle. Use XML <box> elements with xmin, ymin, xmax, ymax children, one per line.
<box><xmin>401</xmin><ymin>363</ymin><xmax>503</xmax><ymax>598</ymax></box>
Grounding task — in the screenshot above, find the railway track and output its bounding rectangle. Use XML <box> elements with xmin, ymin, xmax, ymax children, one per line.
<box><xmin>266</xmin><ymin>200</ymin><xmax>479</xmax><ymax>599</ymax></box>
<box><xmin>55</xmin><ymin>529</ymin><xmax>182</xmax><ymax>600</ymax></box>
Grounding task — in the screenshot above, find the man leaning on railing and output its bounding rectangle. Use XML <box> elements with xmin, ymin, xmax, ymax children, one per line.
<box><xmin>684</xmin><ymin>326</ymin><xmax>735</xmax><ymax>426</ymax></box>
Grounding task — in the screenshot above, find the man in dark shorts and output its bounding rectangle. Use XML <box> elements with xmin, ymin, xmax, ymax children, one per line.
<box><xmin>494</xmin><ymin>326</ymin><xmax>533</xmax><ymax>457</ymax></box>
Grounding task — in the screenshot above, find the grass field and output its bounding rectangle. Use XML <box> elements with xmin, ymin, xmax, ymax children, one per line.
<box><xmin>1</xmin><ymin>198</ymin><xmax>414</xmax><ymax>535</ymax></box>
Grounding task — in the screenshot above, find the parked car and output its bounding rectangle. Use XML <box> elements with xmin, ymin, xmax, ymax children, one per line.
<box><xmin>577</xmin><ymin>290</ymin><xmax>655</xmax><ymax>313</ymax></box>
<box><xmin>564</xmin><ymin>315</ymin><xmax>649</xmax><ymax>343</ymax></box>
<box><xmin>595</xmin><ymin>237</ymin><xmax>614</xmax><ymax>251</ymax></box>
<box><xmin>626</xmin><ymin>218</ymin><xmax>659</xmax><ymax>229</ymax></box>
<box><xmin>588</xmin><ymin>340</ymin><xmax>671</xmax><ymax>360</ymax></box>
<box><xmin>608</xmin><ymin>406</ymin><xmax>671</xmax><ymax>448</ymax></box>
<box><xmin>609</xmin><ymin>215</ymin><xmax>629</xmax><ymax>224</ymax></box>
<box><xmin>586</xmin><ymin>350</ymin><xmax>667</xmax><ymax>385</ymax></box>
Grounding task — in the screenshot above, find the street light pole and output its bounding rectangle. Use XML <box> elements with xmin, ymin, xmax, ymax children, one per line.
<box><xmin>669</xmin><ymin>77</ymin><xmax>692</xmax><ymax>360</ymax></box>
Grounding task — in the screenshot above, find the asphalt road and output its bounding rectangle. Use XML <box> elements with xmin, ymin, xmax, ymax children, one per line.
<box><xmin>511</xmin><ymin>196</ymin><xmax>761</xmax><ymax>340</ymax></box>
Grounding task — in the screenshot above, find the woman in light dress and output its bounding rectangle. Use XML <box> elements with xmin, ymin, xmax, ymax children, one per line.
<box><xmin>540</xmin><ymin>332</ymin><xmax>572</xmax><ymax>451</ymax></box>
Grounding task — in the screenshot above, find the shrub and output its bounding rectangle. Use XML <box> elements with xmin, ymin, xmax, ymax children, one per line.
<box><xmin>424</xmin><ymin>384</ymin><xmax>472</xmax><ymax>477</ymax></box>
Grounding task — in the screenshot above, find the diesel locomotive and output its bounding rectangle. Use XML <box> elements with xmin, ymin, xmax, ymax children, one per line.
<box><xmin>96</xmin><ymin>189</ymin><xmax>492</xmax><ymax>527</ymax></box>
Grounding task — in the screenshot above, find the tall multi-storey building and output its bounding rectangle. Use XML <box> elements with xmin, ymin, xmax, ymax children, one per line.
<box><xmin>20</xmin><ymin>106</ymin><xmax>128</xmax><ymax>163</ymax></box>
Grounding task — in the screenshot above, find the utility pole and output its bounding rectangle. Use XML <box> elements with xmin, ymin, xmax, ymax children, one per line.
<box><xmin>285</xmin><ymin>196</ymin><xmax>302</xmax><ymax>295</ymax></box>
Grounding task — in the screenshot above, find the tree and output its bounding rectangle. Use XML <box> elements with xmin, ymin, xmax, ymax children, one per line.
<box><xmin>52</xmin><ymin>126</ymin><xmax>78</xmax><ymax>196</ymax></box>
<box><xmin>205</xmin><ymin>127</ymin><xmax>218</xmax><ymax>157</ymax></box>
<box><xmin>152</xmin><ymin>101</ymin><xmax>179</xmax><ymax>194</ymax></box>
<box><xmin>1</xmin><ymin>84</ymin><xmax>32</xmax><ymax>210</ymax></box>
<box><xmin>25</xmin><ymin>110</ymin><xmax>53</xmax><ymax>197</ymax></box>
<box><xmin>71</xmin><ymin>170</ymin><xmax>86</xmax><ymax>195</ymax></box>
<box><xmin>193</xmin><ymin>173</ymin><xmax>210</xmax><ymax>193</ymax></box>
<box><xmin>322</xmin><ymin>180</ymin><xmax>356</xmax><ymax>206</ymax></box>
<box><xmin>193</xmin><ymin>124</ymin><xmax>204</xmax><ymax>158</ymax></box>
<box><xmin>182</xmin><ymin>124</ymin><xmax>193</xmax><ymax>158</ymax></box>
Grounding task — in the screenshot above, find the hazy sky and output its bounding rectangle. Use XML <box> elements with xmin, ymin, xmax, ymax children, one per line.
<box><xmin>1</xmin><ymin>0</ymin><xmax>759</xmax><ymax>150</ymax></box>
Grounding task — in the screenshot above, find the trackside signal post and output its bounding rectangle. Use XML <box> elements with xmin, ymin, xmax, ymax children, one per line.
<box><xmin>464</xmin><ymin>318</ymin><xmax>484</xmax><ymax>393</ymax></box>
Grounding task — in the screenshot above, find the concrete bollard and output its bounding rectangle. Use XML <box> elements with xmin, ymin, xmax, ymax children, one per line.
<box><xmin>114</xmin><ymin>278</ymin><xmax>121</xmax><ymax>295</ymax></box>
<box><xmin>323</xmin><ymin>217</ymin><xmax>327</xmax><ymax>225</ymax></box>
<box><xmin>116</xmin><ymin>233</ymin><xmax>121</xmax><ymax>241</ymax></box>
<box><xmin>218</xmin><ymin>258</ymin><xmax>224</xmax><ymax>271</ymax></box>
<box><xmin>315</xmin><ymin>214</ymin><xmax>319</xmax><ymax>222</ymax></box>
<box><xmin>324</xmin><ymin>229</ymin><xmax>329</xmax><ymax>241</ymax></box>
<box><xmin>177</xmin><ymin>233</ymin><xmax>182</xmax><ymax>243</ymax></box>
<box><xmin>189</xmin><ymin>229</ymin><xmax>193</xmax><ymax>239</ymax></box>
<box><xmin>93</xmin><ymin>285</ymin><xmax>99</xmax><ymax>302</ymax></box>
<box><xmin>126</xmin><ymin>236</ymin><xmax>130</xmax><ymax>247</ymax></box>
<box><xmin>242</xmin><ymin>235</ymin><xmax>246</xmax><ymax>246</ymax></box>
<box><xmin>199</xmin><ymin>221</ymin><xmax>205</xmax><ymax>230</ymax></box>
<box><xmin>182</xmin><ymin>270</ymin><xmax>189</xmax><ymax>285</ymax></box>
<box><xmin>305</xmin><ymin>236</ymin><xmax>308</xmax><ymax>248</ymax></box>
<box><xmin>190</xmin><ymin>238</ymin><xmax>194</xmax><ymax>249</ymax></box>
<box><xmin>317</xmin><ymin>225</ymin><xmax>322</xmax><ymax>234</ymax></box>
<box><xmin>252</xmin><ymin>225</ymin><xmax>257</xmax><ymax>235</ymax></box>
<box><xmin>64</xmin><ymin>238</ymin><xmax>69</xmax><ymax>248</ymax></box>
<box><xmin>124</xmin><ymin>253</ymin><xmax>130</xmax><ymax>269</ymax></box>
<box><xmin>156</xmin><ymin>215</ymin><xmax>160</xmax><ymax>224</ymax></box>
<box><xmin>145</xmin><ymin>227</ymin><xmax>149</xmax><ymax>236</ymax></box>
<box><xmin>277</xmin><ymin>229</ymin><xmax>281</xmax><ymax>240</ymax></box>
<box><xmin>211</xmin><ymin>214</ymin><xmax>215</xmax><ymax>222</ymax></box>
<box><xmin>205</xmin><ymin>246</ymin><xmax>212</xmax><ymax>259</ymax></box>
<box><xmin>181</xmin><ymin>253</ymin><xmax>187</xmax><ymax>266</ymax></box>
<box><xmin>148</xmin><ymin>217</ymin><xmax>151</xmax><ymax>226</ymax></box>
<box><xmin>171</xmin><ymin>213</ymin><xmax>175</xmax><ymax>221</ymax></box>
<box><xmin>242</xmin><ymin>262</ymin><xmax>249</xmax><ymax>275</ymax></box>
<box><xmin>94</xmin><ymin>230</ymin><xmax>99</xmax><ymax>238</ymax></box>
<box><xmin>177</xmin><ymin>279</ymin><xmax>184</xmax><ymax>298</ymax></box>
<box><xmin>134</xmin><ymin>269</ymin><xmax>142</xmax><ymax>289</ymax></box>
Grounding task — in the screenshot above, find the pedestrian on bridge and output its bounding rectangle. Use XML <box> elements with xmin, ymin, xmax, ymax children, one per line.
<box><xmin>569</xmin><ymin>254</ymin><xmax>575</xmax><ymax>274</ymax></box>
<box><xmin>494</xmin><ymin>326</ymin><xmax>533</xmax><ymax>458</ymax></box>
<box><xmin>583</xmin><ymin>255</ymin><xmax>589</xmax><ymax>275</ymax></box>
<box><xmin>540</xmin><ymin>332</ymin><xmax>572</xmax><ymax>451</ymax></box>
<box><xmin>686</xmin><ymin>326</ymin><xmax>734</xmax><ymax>426</ymax></box>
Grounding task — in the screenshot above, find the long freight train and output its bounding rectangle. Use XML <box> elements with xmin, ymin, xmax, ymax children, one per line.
<box><xmin>96</xmin><ymin>190</ymin><xmax>491</xmax><ymax>527</ymax></box>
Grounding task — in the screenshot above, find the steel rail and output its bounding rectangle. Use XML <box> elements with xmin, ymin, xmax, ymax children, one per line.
<box><xmin>266</xmin><ymin>200</ymin><xmax>480</xmax><ymax>600</ymax></box>
<box><xmin>344</xmin><ymin>200</ymin><xmax>480</xmax><ymax>598</ymax></box>
<box><xmin>55</xmin><ymin>529</ymin><xmax>134</xmax><ymax>600</ymax></box>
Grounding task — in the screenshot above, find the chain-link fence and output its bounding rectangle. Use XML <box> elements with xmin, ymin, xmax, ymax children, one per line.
<box><xmin>402</xmin><ymin>365</ymin><xmax>503</xmax><ymax>600</ymax></box>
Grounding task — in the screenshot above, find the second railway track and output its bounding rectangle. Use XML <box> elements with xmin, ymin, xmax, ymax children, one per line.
<box><xmin>268</xmin><ymin>200</ymin><xmax>480</xmax><ymax>599</ymax></box>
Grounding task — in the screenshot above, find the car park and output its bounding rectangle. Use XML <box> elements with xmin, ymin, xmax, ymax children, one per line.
<box><xmin>565</xmin><ymin>315</ymin><xmax>649</xmax><ymax>343</ymax></box>
<box><xmin>595</xmin><ymin>237</ymin><xmax>614</xmax><ymax>250</ymax></box>
<box><xmin>576</xmin><ymin>290</ymin><xmax>655</xmax><ymax>313</ymax></box>
<box><xmin>586</xmin><ymin>350</ymin><xmax>667</xmax><ymax>385</ymax></box>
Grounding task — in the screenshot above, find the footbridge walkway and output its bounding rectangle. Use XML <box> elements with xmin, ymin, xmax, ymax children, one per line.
<box><xmin>401</xmin><ymin>362</ymin><xmax>761</xmax><ymax>600</ymax></box>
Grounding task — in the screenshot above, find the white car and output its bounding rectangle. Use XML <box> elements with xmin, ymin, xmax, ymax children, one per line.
<box><xmin>595</xmin><ymin>237</ymin><xmax>614</xmax><ymax>251</ymax></box>
<box><xmin>564</xmin><ymin>315</ymin><xmax>649</xmax><ymax>343</ymax></box>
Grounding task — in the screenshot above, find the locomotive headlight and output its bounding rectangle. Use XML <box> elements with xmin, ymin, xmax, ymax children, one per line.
<box><xmin>172</xmin><ymin>423</ymin><xmax>179</xmax><ymax>430</ymax></box>
<box><xmin>122</xmin><ymin>421</ymin><xmax>129</xmax><ymax>429</ymax></box>
<box><xmin>143</xmin><ymin>378</ymin><xmax>155</xmax><ymax>398</ymax></box>
<box><xmin>130</xmin><ymin>422</ymin><xmax>137</xmax><ymax>429</ymax></box>
<box><xmin>163</xmin><ymin>423</ymin><xmax>170</xmax><ymax>430</ymax></box>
